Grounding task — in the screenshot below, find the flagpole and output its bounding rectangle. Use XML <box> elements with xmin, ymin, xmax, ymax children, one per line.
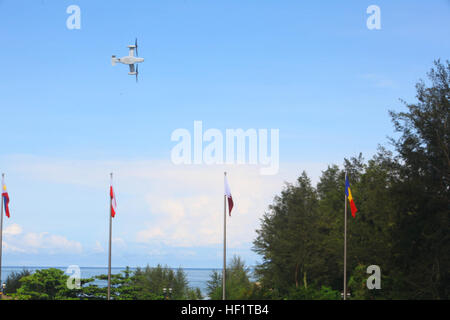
<box><xmin>0</xmin><ymin>173</ymin><xmax>4</xmax><ymax>289</ymax></box>
<box><xmin>223</xmin><ymin>172</ymin><xmax>227</xmax><ymax>300</ymax></box>
<box><xmin>107</xmin><ymin>172</ymin><xmax>113</xmax><ymax>300</ymax></box>
<box><xmin>343</xmin><ymin>171</ymin><xmax>347</xmax><ymax>301</ymax></box>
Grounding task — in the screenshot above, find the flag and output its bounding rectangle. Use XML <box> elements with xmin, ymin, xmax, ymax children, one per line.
<box><xmin>224</xmin><ymin>174</ymin><xmax>234</xmax><ymax>216</ymax></box>
<box><xmin>110</xmin><ymin>178</ymin><xmax>117</xmax><ymax>218</ymax></box>
<box><xmin>2</xmin><ymin>177</ymin><xmax>10</xmax><ymax>218</ymax></box>
<box><xmin>345</xmin><ymin>174</ymin><xmax>357</xmax><ymax>218</ymax></box>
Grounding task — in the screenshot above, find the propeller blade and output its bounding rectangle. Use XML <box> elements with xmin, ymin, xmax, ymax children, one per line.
<box><xmin>136</xmin><ymin>64</ymin><xmax>139</xmax><ymax>83</ymax></box>
<box><xmin>135</xmin><ymin>38</ymin><xmax>138</xmax><ymax>56</ymax></box>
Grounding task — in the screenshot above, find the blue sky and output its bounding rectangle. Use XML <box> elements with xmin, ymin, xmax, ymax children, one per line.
<box><xmin>0</xmin><ymin>0</ymin><xmax>448</xmax><ymax>269</ymax></box>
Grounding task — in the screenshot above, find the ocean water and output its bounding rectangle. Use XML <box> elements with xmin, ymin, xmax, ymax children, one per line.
<box><xmin>0</xmin><ymin>266</ymin><xmax>221</xmax><ymax>297</ymax></box>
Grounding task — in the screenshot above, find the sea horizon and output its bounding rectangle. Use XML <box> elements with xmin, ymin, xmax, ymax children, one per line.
<box><xmin>1</xmin><ymin>265</ymin><xmax>225</xmax><ymax>270</ymax></box>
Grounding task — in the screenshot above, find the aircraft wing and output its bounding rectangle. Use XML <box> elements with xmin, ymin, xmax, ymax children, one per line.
<box><xmin>128</xmin><ymin>47</ymin><xmax>135</xmax><ymax>57</ymax></box>
<box><xmin>129</xmin><ymin>64</ymin><xmax>135</xmax><ymax>73</ymax></box>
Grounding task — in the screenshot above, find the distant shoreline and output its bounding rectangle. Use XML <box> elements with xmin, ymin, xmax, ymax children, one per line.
<box><xmin>1</xmin><ymin>266</ymin><xmax>227</xmax><ymax>270</ymax></box>
<box><xmin>1</xmin><ymin>266</ymin><xmax>255</xmax><ymax>270</ymax></box>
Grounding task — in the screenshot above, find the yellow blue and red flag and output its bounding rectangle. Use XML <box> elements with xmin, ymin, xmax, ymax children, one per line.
<box><xmin>345</xmin><ymin>174</ymin><xmax>357</xmax><ymax>218</ymax></box>
<box><xmin>2</xmin><ymin>177</ymin><xmax>10</xmax><ymax>218</ymax></box>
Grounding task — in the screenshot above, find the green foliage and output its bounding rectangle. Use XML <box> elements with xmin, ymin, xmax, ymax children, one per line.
<box><xmin>13</xmin><ymin>268</ymin><xmax>78</xmax><ymax>300</ymax></box>
<box><xmin>207</xmin><ymin>256</ymin><xmax>256</xmax><ymax>300</ymax></box>
<box><xmin>287</xmin><ymin>285</ymin><xmax>340</xmax><ymax>300</ymax></box>
<box><xmin>130</xmin><ymin>264</ymin><xmax>202</xmax><ymax>300</ymax></box>
<box><xmin>252</xmin><ymin>60</ymin><xmax>450</xmax><ymax>299</ymax></box>
<box><xmin>253</xmin><ymin>172</ymin><xmax>328</xmax><ymax>297</ymax></box>
<box><xmin>4</xmin><ymin>269</ymin><xmax>32</xmax><ymax>295</ymax></box>
<box><xmin>387</xmin><ymin>60</ymin><xmax>450</xmax><ymax>299</ymax></box>
<box><xmin>10</xmin><ymin>265</ymin><xmax>202</xmax><ymax>300</ymax></box>
<box><xmin>81</xmin><ymin>267</ymin><xmax>138</xmax><ymax>300</ymax></box>
<box><xmin>80</xmin><ymin>265</ymin><xmax>202</xmax><ymax>300</ymax></box>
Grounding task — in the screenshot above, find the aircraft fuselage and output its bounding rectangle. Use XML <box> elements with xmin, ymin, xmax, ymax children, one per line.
<box><xmin>118</xmin><ymin>56</ymin><xmax>144</xmax><ymax>65</ymax></box>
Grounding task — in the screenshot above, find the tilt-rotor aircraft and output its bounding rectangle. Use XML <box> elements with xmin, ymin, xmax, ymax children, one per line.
<box><xmin>111</xmin><ymin>39</ymin><xmax>144</xmax><ymax>82</ymax></box>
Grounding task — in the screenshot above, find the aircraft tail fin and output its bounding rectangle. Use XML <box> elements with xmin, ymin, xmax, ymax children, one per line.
<box><xmin>111</xmin><ymin>55</ymin><xmax>117</xmax><ymax>66</ymax></box>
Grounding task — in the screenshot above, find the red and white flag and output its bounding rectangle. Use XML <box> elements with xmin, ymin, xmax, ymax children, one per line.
<box><xmin>110</xmin><ymin>177</ymin><xmax>117</xmax><ymax>218</ymax></box>
<box><xmin>224</xmin><ymin>174</ymin><xmax>234</xmax><ymax>216</ymax></box>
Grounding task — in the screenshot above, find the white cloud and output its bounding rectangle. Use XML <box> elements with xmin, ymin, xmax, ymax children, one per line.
<box><xmin>2</xmin><ymin>155</ymin><xmax>328</xmax><ymax>250</ymax></box>
<box><xmin>136</xmin><ymin>226</ymin><xmax>165</xmax><ymax>242</ymax></box>
<box><xmin>3</xmin><ymin>224</ymin><xmax>82</xmax><ymax>254</ymax></box>
<box><xmin>93</xmin><ymin>240</ymin><xmax>104</xmax><ymax>253</ymax></box>
<box><xmin>4</xmin><ymin>223</ymin><xmax>23</xmax><ymax>236</ymax></box>
<box><xmin>112</xmin><ymin>237</ymin><xmax>126</xmax><ymax>249</ymax></box>
<box><xmin>3</xmin><ymin>242</ymin><xmax>27</xmax><ymax>253</ymax></box>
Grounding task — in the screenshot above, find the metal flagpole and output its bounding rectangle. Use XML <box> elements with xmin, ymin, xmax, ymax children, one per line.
<box><xmin>223</xmin><ymin>172</ymin><xmax>227</xmax><ymax>300</ymax></box>
<box><xmin>107</xmin><ymin>172</ymin><xmax>113</xmax><ymax>300</ymax></box>
<box><xmin>0</xmin><ymin>173</ymin><xmax>4</xmax><ymax>289</ymax></box>
<box><xmin>343</xmin><ymin>171</ymin><xmax>348</xmax><ymax>300</ymax></box>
